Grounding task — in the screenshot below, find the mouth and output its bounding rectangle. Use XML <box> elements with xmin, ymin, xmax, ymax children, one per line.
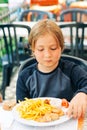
<box><xmin>44</xmin><ymin>59</ymin><xmax>52</xmax><ymax>62</ymax></box>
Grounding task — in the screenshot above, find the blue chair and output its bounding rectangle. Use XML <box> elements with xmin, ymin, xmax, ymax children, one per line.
<box><xmin>59</xmin><ymin>8</ymin><xmax>87</xmax><ymax>22</ymax></box>
<box><xmin>19</xmin><ymin>9</ymin><xmax>55</xmax><ymax>21</ymax></box>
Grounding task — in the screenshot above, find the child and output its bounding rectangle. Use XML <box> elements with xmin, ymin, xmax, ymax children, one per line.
<box><xmin>16</xmin><ymin>19</ymin><xmax>87</xmax><ymax>119</ymax></box>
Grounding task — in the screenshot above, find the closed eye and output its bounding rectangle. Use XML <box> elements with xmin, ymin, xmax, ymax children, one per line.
<box><xmin>51</xmin><ymin>48</ymin><xmax>57</xmax><ymax>50</ymax></box>
<box><xmin>37</xmin><ymin>49</ymin><xmax>44</xmax><ymax>51</ymax></box>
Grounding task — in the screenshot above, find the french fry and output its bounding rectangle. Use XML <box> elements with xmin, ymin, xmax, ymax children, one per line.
<box><xmin>17</xmin><ymin>98</ymin><xmax>64</xmax><ymax>122</ymax></box>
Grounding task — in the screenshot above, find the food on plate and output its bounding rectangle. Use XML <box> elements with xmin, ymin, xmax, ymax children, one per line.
<box><xmin>16</xmin><ymin>98</ymin><xmax>64</xmax><ymax>122</ymax></box>
<box><xmin>61</xmin><ymin>98</ymin><xmax>69</xmax><ymax>108</ymax></box>
<box><xmin>2</xmin><ymin>100</ymin><xmax>16</xmax><ymax>111</ymax></box>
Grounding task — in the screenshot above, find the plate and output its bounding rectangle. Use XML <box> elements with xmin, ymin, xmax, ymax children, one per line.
<box><xmin>12</xmin><ymin>97</ymin><xmax>70</xmax><ymax>127</ymax></box>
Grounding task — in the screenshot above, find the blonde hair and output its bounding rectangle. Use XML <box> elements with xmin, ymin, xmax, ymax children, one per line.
<box><xmin>29</xmin><ymin>19</ymin><xmax>64</xmax><ymax>52</ymax></box>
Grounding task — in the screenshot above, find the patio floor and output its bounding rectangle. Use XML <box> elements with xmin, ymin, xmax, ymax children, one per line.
<box><xmin>5</xmin><ymin>67</ymin><xmax>19</xmax><ymax>100</ymax></box>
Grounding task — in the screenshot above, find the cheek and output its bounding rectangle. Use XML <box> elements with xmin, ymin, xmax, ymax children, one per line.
<box><xmin>33</xmin><ymin>51</ymin><xmax>43</xmax><ymax>58</ymax></box>
<box><xmin>54</xmin><ymin>48</ymin><xmax>61</xmax><ymax>56</ymax></box>
<box><xmin>53</xmin><ymin>53</ymin><xmax>60</xmax><ymax>61</ymax></box>
<box><xmin>53</xmin><ymin>50</ymin><xmax>61</xmax><ymax>61</ymax></box>
<box><xmin>34</xmin><ymin>52</ymin><xmax>44</xmax><ymax>63</ymax></box>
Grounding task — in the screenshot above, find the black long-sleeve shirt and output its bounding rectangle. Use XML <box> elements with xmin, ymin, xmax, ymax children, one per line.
<box><xmin>16</xmin><ymin>59</ymin><xmax>87</xmax><ymax>102</ymax></box>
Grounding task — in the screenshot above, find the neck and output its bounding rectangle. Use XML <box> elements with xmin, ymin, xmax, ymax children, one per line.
<box><xmin>38</xmin><ymin>62</ymin><xmax>59</xmax><ymax>73</ymax></box>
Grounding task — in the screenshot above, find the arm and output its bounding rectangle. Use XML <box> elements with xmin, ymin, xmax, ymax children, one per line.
<box><xmin>67</xmin><ymin>65</ymin><xmax>87</xmax><ymax>118</ymax></box>
<box><xmin>71</xmin><ymin>65</ymin><xmax>87</xmax><ymax>94</ymax></box>
<box><xmin>16</xmin><ymin>73</ymin><xmax>30</xmax><ymax>103</ymax></box>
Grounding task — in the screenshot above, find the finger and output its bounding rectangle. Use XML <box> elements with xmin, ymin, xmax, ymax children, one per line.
<box><xmin>81</xmin><ymin>104</ymin><xmax>87</xmax><ymax>118</ymax></box>
<box><xmin>71</xmin><ymin>105</ymin><xmax>78</xmax><ymax>119</ymax></box>
<box><xmin>67</xmin><ymin>103</ymin><xmax>74</xmax><ymax>117</ymax></box>
<box><xmin>77</xmin><ymin>106</ymin><xmax>83</xmax><ymax>118</ymax></box>
<box><xmin>67</xmin><ymin>103</ymin><xmax>78</xmax><ymax>119</ymax></box>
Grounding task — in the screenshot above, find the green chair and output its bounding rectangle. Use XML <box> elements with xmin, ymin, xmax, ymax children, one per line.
<box><xmin>0</xmin><ymin>24</ymin><xmax>31</xmax><ymax>99</ymax></box>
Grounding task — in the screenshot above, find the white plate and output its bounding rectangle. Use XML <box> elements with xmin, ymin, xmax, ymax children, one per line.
<box><xmin>12</xmin><ymin>97</ymin><xmax>70</xmax><ymax>127</ymax></box>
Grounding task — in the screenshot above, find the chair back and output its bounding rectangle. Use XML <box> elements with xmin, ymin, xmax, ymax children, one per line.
<box><xmin>0</xmin><ymin>24</ymin><xmax>31</xmax><ymax>66</ymax></box>
<box><xmin>0</xmin><ymin>24</ymin><xmax>31</xmax><ymax>99</ymax></box>
<box><xmin>59</xmin><ymin>22</ymin><xmax>87</xmax><ymax>57</ymax></box>
<box><xmin>19</xmin><ymin>9</ymin><xmax>55</xmax><ymax>21</ymax></box>
<box><xmin>61</xmin><ymin>54</ymin><xmax>87</xmax><ymax>71</ymax></box>
<box><xmin>59</xmin><ymin>8</ymin><xmax>87</xmax><ymax>22</ymax></box>
<box><xmin>19</xmin><ymin>54</ymin><xmax>87</xmax><ymax>74</ymax></box>
<box><xmin>19</xmin><ymin>57</ymin><xmax>36</xmax><ymax>73</ymax></box>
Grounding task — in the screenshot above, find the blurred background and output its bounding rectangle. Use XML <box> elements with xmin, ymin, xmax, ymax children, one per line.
<box><xmin>0</xmin><ymin>0</ymin><xmax>81</xmax><ymax>23</ymax></box>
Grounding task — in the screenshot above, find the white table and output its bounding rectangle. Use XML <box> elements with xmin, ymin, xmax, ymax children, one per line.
<box><xmin>0</xmin><ymin>105</ymin><xmax>78</xmax><ymax>130</ymax></box>
<box><xmin>0</xmin><ymin>104</ymin><xmax>87</xmax><ymax>130</ymax></box>
<box><xmin>10</xmin><ymin>118</ymin><xmax>77</xmax><ymax>130</ymax></box>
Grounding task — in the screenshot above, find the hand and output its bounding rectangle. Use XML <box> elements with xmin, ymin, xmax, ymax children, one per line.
<box><xmin>67</xmin><ymin>92</ymin><xmax>87</xmax><ymax>119</ymax></box>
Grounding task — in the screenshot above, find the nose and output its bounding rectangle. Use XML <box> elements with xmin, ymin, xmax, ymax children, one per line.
<box><xmin>44</xmin><ymin>49</ymin><xmax>51</xmax><ymax>57</ymax></box>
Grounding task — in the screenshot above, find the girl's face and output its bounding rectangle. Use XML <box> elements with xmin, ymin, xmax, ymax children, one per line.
<box><xmin>33</xmin><ymin>33</ymin><xmax>62</xmax><ymax>72</ymax></box>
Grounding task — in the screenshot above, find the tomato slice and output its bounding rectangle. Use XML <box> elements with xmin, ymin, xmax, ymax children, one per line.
<box><xmin>61</xmin><ymin>98</ymin><xmax>69</xmax><ymax>108</ymax></box>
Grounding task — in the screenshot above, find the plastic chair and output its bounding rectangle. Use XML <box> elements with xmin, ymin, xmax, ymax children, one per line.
<box><xmin>0</xmin><ymin>24</ymin><xmax>31</xmax><ymax>99</ymax></box>
<box><xmin>59</xmin><ymin>22</ymin><xmax>87</xmax><ymax>58</ymax></box>
<box><xmin>19</xmin><ymin>9</ymin><xmax>55</xmax><ymax>21</ymax></box>
<box><xmin>61</xmin><ymin>54</ymin><xmax>87</xmax><ymax>72</ymax></box>
<box><xmin>19</xmin><ymin>54</ymin><xmax>87</xmax><ymax>74</ymax></box>
<box><xmin>59</xmin><ymin>8</ymin><xmax>87</xmax><ymax>22</ymax></box>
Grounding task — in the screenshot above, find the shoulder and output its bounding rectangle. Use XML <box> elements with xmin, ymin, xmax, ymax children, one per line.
<box><xmin>18</xmin><ymin>63</ymin><xmax>37</xmax><ymax>80</ymax></box>
<box><xmin>58</xmin><ymin>59</ymin><xmax>82</xmax><ymax>76</ymax></box>
<box><xmin>59</xmin><ymin>59</ymin><xmax>77</xmax><ymax>69</ymax></box>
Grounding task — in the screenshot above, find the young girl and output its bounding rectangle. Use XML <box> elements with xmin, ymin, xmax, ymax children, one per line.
<box><xmin>16</xmin><ymin>19</ymin><xmax>87</xmax><ymax>119</ymax></box>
